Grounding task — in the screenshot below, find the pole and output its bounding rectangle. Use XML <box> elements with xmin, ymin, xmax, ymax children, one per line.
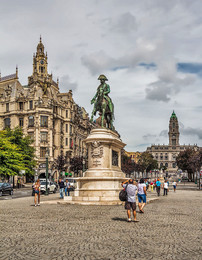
<box><xmin>45</xmin><ymin>155</ymin><xmax>48</xmax><ymax>195</ymax></box>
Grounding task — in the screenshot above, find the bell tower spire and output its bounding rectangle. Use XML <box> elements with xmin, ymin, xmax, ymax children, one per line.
<box><xmin>168</xmin><ymin>111</ymin><xmax>180</xmax><ymax>146</ymax></box>
<box><xmin>33</xmin><ymin>36</ymin><xmax>48</xmax><ymax>78</ymax></box>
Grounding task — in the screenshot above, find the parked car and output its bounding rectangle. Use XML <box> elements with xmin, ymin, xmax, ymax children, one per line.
<box><xmin>32</xmin><ymin>181</ymin><xmax>57</xmax><ymax>195</ymax></box>
<box><xmin>0</xmin><ymin>183</ymin><xmax>13</xmax><ymax>196</ymax></box>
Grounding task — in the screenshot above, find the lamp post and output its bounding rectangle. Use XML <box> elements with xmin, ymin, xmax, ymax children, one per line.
<box><xmin>45</xmin><ymin>148</ymin><xmax>49</xmax><ymax>196</ymax></box>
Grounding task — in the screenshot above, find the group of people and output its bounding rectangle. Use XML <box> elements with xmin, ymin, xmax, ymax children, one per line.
<box><xmin>58</xmin><ymin>178</ymin><xmax>71</xmax><ymax>199</ymax></box>
<box><xmin>121</xmin><ymin>178</ymin><xmax>178</xmax><ymax>222</ymax></box>
<box><xmin>32</xmin><ymin>178</ymin><xmax>72</xmax><ymax>206</ymax></box>
<box><xmin>122</xmin><ymin>178</ymin><xmax>147</xmax><ymax>222</ymax></box>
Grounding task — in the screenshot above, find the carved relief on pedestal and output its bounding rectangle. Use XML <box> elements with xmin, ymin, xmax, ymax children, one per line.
<box><xmin>91</xmin><ymin>141</ymin><xmax>103</xmax><ymax>158</ymax></box>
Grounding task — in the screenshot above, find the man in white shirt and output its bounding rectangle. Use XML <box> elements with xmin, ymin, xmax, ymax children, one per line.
<box><xmin>163</xmin><ymin>180</ymin><xmax>169</xmax><ymax>196</ymax></box>
<box><xmin>122</xmin><ymin>179</ymin><xmax>139</xmax><ymax>222</ymax></box>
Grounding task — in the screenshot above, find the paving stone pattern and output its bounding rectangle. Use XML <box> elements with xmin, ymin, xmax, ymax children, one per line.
<box><xmin>0</xmin><ymin>190</ymin><xmax>201</xmax><ymax>260</ymax></box>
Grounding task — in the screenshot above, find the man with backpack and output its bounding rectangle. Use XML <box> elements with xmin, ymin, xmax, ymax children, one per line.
<box><xmin>122</xmin><ymin>179</ymin><xmax>139</xmax><ymax>222</ymax></box>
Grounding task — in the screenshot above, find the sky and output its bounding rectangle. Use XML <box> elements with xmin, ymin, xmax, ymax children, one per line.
<box><xmin>0</xmin><ymin>0</ymin><xmax>202</xmax><ymax>151</ymax></box>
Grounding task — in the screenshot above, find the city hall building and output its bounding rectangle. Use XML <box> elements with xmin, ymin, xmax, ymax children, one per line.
<box><xmin>0</xmin><ymin>38</ymin><xmax>91</xmax><ymax>180</ymax></box>
<box><xmin>147</xmin><ymin>111</ymin><xmax>200</xmax><ymax>174</ymax></box>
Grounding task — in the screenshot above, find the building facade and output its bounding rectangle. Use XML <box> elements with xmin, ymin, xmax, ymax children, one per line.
<box><xmin>124</xmin><ymin>151</ymin><xmax>141</xmax><ymax>163</ymax></box>
<box><xmin>147</xmin><ymin>111</ymin><xmax>200</xmax><ymax>174</ymax></box>
<box><xmin>0</xmin><ymin>38</ymin><xmax>91</xmax><ymax>180</ymax></box>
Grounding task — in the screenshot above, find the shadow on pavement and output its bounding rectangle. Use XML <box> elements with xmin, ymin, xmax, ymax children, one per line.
<box><xmin>111</xmin><ymin>217</ymin><xmax>127</xmax><ymax>222</ymax></box>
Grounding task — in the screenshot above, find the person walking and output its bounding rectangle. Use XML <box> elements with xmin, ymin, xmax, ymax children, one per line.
<box><xmin>122</xmin><ymin>179</ymin><xmax>139</xmax><ymax>222</ymax></box>
<box><xmin>137</xmin><ymin>178</ymin><xmax>147</xmax><ymax>213</ymax></box>
<box><xmin>34</xmin><ymin>179</ymin><xmax>41</xmax><ymax>207</ymax></box>
<box><xmin>65</xmin><ymin>179</ymin><xmax>71</xmax><ymax>196</ymax></box>
<box><xmin>163</xmin><ymin>180</ymin><xmax>169</xmax><ymax>196</ymax></box>
<box><xmin>150</xmin><ymin>181</ymin><xmax>154</xmax><ymax>192</ymax></box>
<box><xmin>58</xmin><ymin>178</ymin><xmax>65</xmax><ymax>199</ymax></box>
<box><xmin>172</xmin><ymin>181</ymin><xmax>177</xmax><ymax>192</ymax></box>
<box><xmin>156</xmin><ymin>179</ymin><xmax>161</xmax><ymax>196</ymax></box>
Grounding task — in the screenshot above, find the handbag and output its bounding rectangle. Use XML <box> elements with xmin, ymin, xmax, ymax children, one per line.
<box><xmin>119</xmin><ymin>184</ymin><xmax>128</xmax><ymax>201</ymax></box>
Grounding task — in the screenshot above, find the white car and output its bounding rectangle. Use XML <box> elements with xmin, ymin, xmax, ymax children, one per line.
<box><xmin>40</xmin><ymin>181</ymin><xmax>57</xmax><ymax>194</ymax></box>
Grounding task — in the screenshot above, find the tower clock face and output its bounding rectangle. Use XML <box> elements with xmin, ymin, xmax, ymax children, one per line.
<box><xmin>40</xmin><ymin>60</ymin><xmax>44</xmax><ymax>65</ymax></box>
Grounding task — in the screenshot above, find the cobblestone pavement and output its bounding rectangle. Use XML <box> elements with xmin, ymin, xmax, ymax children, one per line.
<box><xmin>0</xmin><ymin>189</ymin><xmax>201</xmax><ymax>260</ymax></box>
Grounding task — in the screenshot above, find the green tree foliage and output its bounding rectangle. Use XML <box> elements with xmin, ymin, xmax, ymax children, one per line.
<box><xmin>138</xmin><ymin>152</ymin><xmax>158</xmax><ymax>175</ymax></box>
<box><xmin>0</xmin><ymin>128</ymin><xmax>36</xmax><ymax>178</ymax></box>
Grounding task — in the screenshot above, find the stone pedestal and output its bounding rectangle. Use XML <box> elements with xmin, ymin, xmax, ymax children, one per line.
<box><xmin>67</xmin><ymin>128</ymin><xmax>126</xmax><ymax>205</ymax></box>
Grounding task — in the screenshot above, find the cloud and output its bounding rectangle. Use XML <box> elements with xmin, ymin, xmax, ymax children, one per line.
<box><xmin>159</xmin><ymin>130</ymin><xmax>168</xmax><ymax>137</ymax></box>
<box><xmin>108</xmin><ymin>12</ymin><xmax>137</xmax><ymax>34</ymax></box>
<box><xmin>181</xmin><ymin>127</ymin><xmax>202</xmax><ymax>140</ymax></box>
<box><xmin>145</xmin><ymin>60</ymin><xmax>196</xmax><ymax>102</ymax></box>
<box><xmin>143</xmin><ymin>134</ymin><xmax>157</xmax><ymax>139</ymax></box>
<box><xmin>59</xmin><ymin>75</ymin><xmax>77</xmax><ymax>91</ymax></box>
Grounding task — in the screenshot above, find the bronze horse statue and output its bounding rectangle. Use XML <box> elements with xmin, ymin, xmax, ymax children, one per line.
<box><xmin>91</xmin><ymin>88</ymin><xmax>114</xmax><ymax>130</ymax></box>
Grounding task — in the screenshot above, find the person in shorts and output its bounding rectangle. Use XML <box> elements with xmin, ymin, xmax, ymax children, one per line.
<box><xmin>172</xmin><ymin>181</ymin><xmax>177</xmax><ymax>192</ymax></box>
<box><xmin>34</xmin><ymin>179</ymin><xmax>41</xmax><ymax>207</ymax></box>
<box><xmin>137</xmin><ymin>178</ymin><xmax>147</xmax><ymax>213</ymax></box>
<box><xmin>122</xmin><ymin>179</ymin><xmax>139</xmax><ymax>222</ymax></box>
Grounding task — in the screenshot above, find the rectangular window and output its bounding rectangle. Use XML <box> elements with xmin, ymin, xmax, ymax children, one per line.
<box><xmin>19</xmin><ymin>118</ymin><xmax>24</xmax><ymax>127</ymax></box>
<box><xmin>29</xmin><ymin>100</ymin><xmax>33</xmax><ymax>110</ymax></box>
<box><xmin>6</xmin><ymin>103</ymin><xmax>9</xmax><ymax>112</ymax></box>
<box><xmin>4</xmin><ymin>118</ymin><xmax>10</xmax><ymax>129</ymax></box>
<box><xmin>28</xmin><ymin>116</ymin><xmax>34</xmax><ymax>127</ymax></box>
<box><xmin>66</xmin><ymin>110</ymin><xmax>68</xmax><ymax>118</ymax></box>
<box><xmin>40</xmin><ymin>147</ymin><xmax>47</xmax><ymax>158</ymax></box>
<box><xmin>70</xmin><ymin>125</ymin><xmax>72</xmax><ymax>134</ymax></box>
<box><xmin>28</xmin><ymin>132</ymin><xmax>34</xmax><ymax>140</ymax></box>
<box><xmin>40</xmin><ymin>116</ymin><xmax>48</xmax><ymax>127</ymax></box>
<box><xmin>65</xmin><ymin>138</ymin><xmax>68</xmax><ymax>146</ymax></box>
<box><xmin>65</xmin><ymin>124</ymin><xmax>68</xmax><ymax>133</ymax></box>
<box><xmin>19</xmin><ymin>102</ymin><xmax>23</xmax><ymax>111</ymax></box>
<box><xmin>40</xmin><ymin>132</ymin><xmax>48</xmax><ymax>142</ymax></box>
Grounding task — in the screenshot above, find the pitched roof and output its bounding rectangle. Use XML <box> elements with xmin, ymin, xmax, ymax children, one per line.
<box><xmin>0</xmin><ymin>73</ymin><xmax>17</xmax><ymax>82</ymax></box>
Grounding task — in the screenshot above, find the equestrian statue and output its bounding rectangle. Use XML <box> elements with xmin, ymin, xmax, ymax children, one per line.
<box><xmin>90</xmin><ymin>75</ymin><xmax>114</xmax><ymax>130</ymax></box>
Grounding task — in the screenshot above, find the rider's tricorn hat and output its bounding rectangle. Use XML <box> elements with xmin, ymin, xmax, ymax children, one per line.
<box><xmin>98</xmin><ymin>74</ymin><xmax>108</xmax><ymax>81</ymax></box>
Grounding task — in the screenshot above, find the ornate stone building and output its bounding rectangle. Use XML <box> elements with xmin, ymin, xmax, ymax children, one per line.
<box><xmin>0</xmin><ymin>38</ymin><xmax>91</xmax><ymax>179</ymax></box>
<box><xmin>147</xmin><ymin>111</ymin><xmax>199</xmax><ymax>174</ymax></box>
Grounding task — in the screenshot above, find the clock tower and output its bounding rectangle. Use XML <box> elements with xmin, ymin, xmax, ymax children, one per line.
<box><xmin>33</xmin><ymin>36</ymin><xmax>48</xmax><ymax>78</ymax></box>
<box><xmin>168</xmin><ymin>111</ymin><xmax>180</xmax><ymax>146</ymax></box>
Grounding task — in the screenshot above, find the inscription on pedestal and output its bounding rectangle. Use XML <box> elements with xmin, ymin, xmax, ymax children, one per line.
<box><xmin>93</xmin><ymin>159</ymin><xmax>101</xmax><ymax>167</ymax></box>
<box><xmin>112</xmin><ymin>150</ymin><xmax>118</xmax><ymax>166</ymax></box>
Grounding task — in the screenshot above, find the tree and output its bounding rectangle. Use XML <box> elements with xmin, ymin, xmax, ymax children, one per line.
<box><xmin>121</xmin><ymin>154</ymin><xmax>136</xmax><ymax>175</ymax></box>
<box><xmin>176</xmin><ymin>149</ymin><xmax>201</xmax><ymax>181</ymax></box>
<box><xmin>52</xmin><ymin>154</ymin><xmax>67</xmax><ymax>176</ymax></box>
<box><xmin>138</xmin><ymin>152</ymin><xmax>158</xmax><ymax>177</ymax></box>
<box><xmin>70</xmin><ymin>157</ymin><xmax>83</xmax><ymax>177</ymax></box>
<box><xmin>4</xmin><ymin>128</ymin><xmax>36</xmax><ymax>178</ymax></box>
<box><xmin>0</xmin><ymin>128</ymin><xmax>36</xmax><ymax>179</ymax></box>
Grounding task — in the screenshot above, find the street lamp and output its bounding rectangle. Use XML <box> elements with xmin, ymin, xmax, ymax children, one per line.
<box><xmin>45</xmin><ymin>148</ymin><xmax>49</xmax><ymax>196</ymax></box>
